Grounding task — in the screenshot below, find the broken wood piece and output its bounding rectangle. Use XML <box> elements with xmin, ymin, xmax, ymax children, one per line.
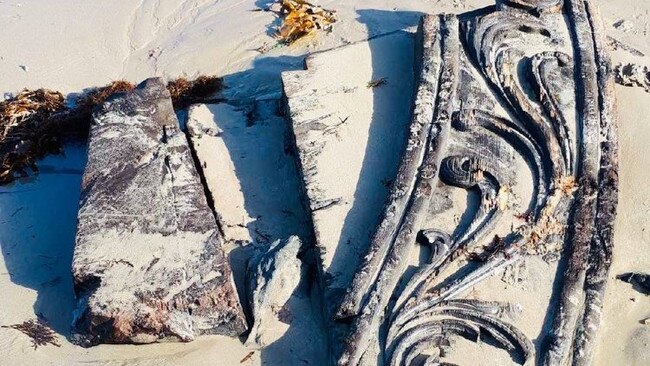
<box><xmin>71</xmin><ymin>78</ymin><xmax>246</xmax><ymax>346</ymax></box>
<box><xmin>245</xmin><ymin>236</ymin><xmax>302</xmax><ymax>348</ymax></box>
<box><xmin>186</xmin><ymin>102</ymin><xmax>312</xmax><ymax>246</ymax></box>
<box><xmin>617</xmin><ymin>272</ymin><xmax>650</xmax><ymax>295</ymax></box>
<box><xmin>282</xmin><ymin>29</ymin><xmax>416</xmax><ymax>360</ymax></box>
<box><xmin>186</xmin><ymin>101</ymin><xmax>327</xmax><ymax>365</ymax></box>
<box><xmin>337</xmin><ymin>14</ymin><xmax>459</xmax><ymax>366</ymax></box>
<box><xmin>281</xmin><ymin>30</ymin><xmax>415</xmax><ymax>312</ymax></box>
<box><xmin>317</xmin><ymin>1</ymin><xmax>618</xmax><ymax>364</ymax></box>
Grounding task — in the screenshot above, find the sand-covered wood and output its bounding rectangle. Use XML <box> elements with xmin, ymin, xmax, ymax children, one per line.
<box><xmin>288</xmin><ymin>2</ymin><xmax>620</xmax><ymax>365</ymax></box>
<box><xmin>281</xmin><ymin>31</ymin><xmax>416</xmax><ymax>309</ymax></box>
<box><xmin>0</xmin><ymin>1</ymin><xmax>645</xmax><ymax>365</ymax></box>
<box><xmin>282</xmin><ymin>30</ymin><xmax>416</xmax><ymax>363</ymax></box>
<box><xmin>71</xmin><ymin>78</ymin><xmax>246</xmax><ymax>346</ymax></box>
<box><xmin>185</xmin><ymin>101</ymin><xmax>327</xmax><ymax>365</ymax></box>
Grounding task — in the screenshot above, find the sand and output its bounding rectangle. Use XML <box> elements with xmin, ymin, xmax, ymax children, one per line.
<box><xmin>0</xmin><ymin>0</ymin><xmax>649</xmax><ymax>365</ymax></box>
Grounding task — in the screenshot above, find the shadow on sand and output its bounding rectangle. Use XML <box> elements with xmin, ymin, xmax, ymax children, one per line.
<box><xmin>325</xmin><ymin>8</ymin><xmax>423</xmax><ymax>314</ymax></box>
<box><xmin>0</xmin><ymin>143</ymin><xmax>86</xmax><ymax>336</ymax></box>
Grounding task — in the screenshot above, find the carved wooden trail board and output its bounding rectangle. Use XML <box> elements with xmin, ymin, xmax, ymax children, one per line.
<box><xmin>284</xmin><ymin>1</ymin><xmax>618</xmax><ymax>365</ymax></box>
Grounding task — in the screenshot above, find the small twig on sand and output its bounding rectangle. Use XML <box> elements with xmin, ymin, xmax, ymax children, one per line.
<box><xmin>240</xmin><ymin>351</ymin><xmax>255</xmax><ymax>363</ymax></box>
<box><xmin>367</xmin><ymin>77</ymin><xmax>388</xmax><ymax>88</ymax></box>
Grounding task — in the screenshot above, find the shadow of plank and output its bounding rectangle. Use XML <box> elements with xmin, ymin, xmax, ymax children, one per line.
<box><xmin>0</xmin><ymin>143</ymin><xmax>86</xmax><ymax>336</ymax></box>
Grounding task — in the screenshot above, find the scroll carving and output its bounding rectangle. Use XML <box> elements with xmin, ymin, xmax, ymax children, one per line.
<box><xmin>335</xmin><ymin>1</ymin><xmax>618</xmax><ymax>365</ymax></box>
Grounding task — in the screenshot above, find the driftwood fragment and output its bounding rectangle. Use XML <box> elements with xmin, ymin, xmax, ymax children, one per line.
<box><xmin>570</xmin><ymin>3</ymin><xmax>619</xmax><ymax>365</ymax></box>
<box><xmin>71</xmin><ymin>78</ymin><xmax>246</xmax><ymax>346</ymax></box>
<box><xmin>336</xmin><ymin>14</ymin><xmax>445</xmax><ymax>321</ymax></box>
<box><xmin>284</xmin><ymin>1</ymin><xmax>619</xmax><ymax>364</ymax></box>
<box><xmin>337</xmin><ymin>14</ymin><xmax>459</xmax><ymax>365</ymax></box>
<box><xmin>544</xmin><ymin>1</ymin><xmax>619</xmax><ymax>365</ymax></box>
<box><xmin>617</xmin><ymin>273</ymin><xmax>650</xmax><ymax>295</ymax></box>
<box><xmin>245</xmin><ymin>236</ymin><xmax>303</xmax><ymax>348</ymax></box>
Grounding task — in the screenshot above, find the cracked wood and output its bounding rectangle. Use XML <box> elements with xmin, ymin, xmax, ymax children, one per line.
<box><xmin>71</xmin><ymin>78</ymin><xmax>246</xmax><ymax>346</ymax></box>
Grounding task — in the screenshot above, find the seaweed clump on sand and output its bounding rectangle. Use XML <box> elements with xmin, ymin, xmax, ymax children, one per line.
<box><xmin>2</xmin><ymin>316</ymin><xmax>61</xmax><ymax>349</ymax></box>
<box><xmin>167</xmin><ymin>75</ymin><xmax>223</xmax><ymax>109</ymax></box>
<box><xmin>271</xmin><ymin>0</ymin><xmax>337</xmax><ymax>44</ymax></box>
<box><xmin>0</xmin><ymin>76</ymin><xmax>223</xmax><ymax>184</ymax></box>
<box><xmin>0</xmin><ymin>81</ymin><xmax>134</xmax><ymax>184</ymax></box>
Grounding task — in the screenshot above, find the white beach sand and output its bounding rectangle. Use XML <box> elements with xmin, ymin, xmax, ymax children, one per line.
<box><xmin>0</xmin><ymin>1</ymin><xmax>649</xmax><ymax>365</ymax></box>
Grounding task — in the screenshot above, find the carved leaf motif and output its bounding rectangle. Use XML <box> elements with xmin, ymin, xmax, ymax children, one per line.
<box><xmin>332</xmin><ymin>1</ymin><xmax>619</xmax><ymax>365</ymax></box>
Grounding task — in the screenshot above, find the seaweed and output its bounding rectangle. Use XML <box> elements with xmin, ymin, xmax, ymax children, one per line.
<box><xmin>0</xmin><ymin>76</ymin><xmax>223</xmax><ymax>184</ymax></box>
<box><xmin>0</xmin><ymin>81</ymin><xmax>134</xmax><ymax>184</ymax></box>
<box><xmin>2</xmin><ymin>316</ymin><xmax>61</xmax><ymax>349</ymax></box>
<box><xmin>272</xmin><ymin>0</ymin><xmax>337</xmax><ymax>44</ymax></box>
<box><xmin>167</xmin><ymin>75</ymin><xmax>223</xmax><ymax>109</ymax></box>
<box><xmin>0</xmin><ymin>89</ymin><xmax>68</xmax><ymax>184</ymax></box>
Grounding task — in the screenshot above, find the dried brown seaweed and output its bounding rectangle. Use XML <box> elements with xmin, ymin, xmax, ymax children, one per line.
<box><xmin>272</xmin><ymin>0</ymin><xmax>337</xmax><ymax>44</ymax></box>
<box><xmin>2</xmin><ymin>317</ymin><xmax>60</xmax><ymax>349</ymax></box>
<box><xmin>167</xmin><ymin>75</ymin><xmax>223</xmax><ymax>109</ymax></box>
<box><xmin>0</xmin><ymin>89</ymin><xmax>69</xmax><ymax>184</ymax></box>
<box><xmin>0</xmin><ymin>76</ymin><xmax>223</xmax><ymax>184</ymax></box>
<box><xmin>77</xmin><ymin>80</ymin><xmax>135</xmax><ymax>111</ymax></box>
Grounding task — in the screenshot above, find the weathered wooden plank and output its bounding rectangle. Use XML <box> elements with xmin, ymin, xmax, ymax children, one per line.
<box><xmin>281</xmin><ymin>31</ymin><xmax>415</xmax><ymax>312</ymax></box>
<box><xmin>542</xmin><ymin>0</ymin><xmax>605</xmax><ymax>364</ymax></box>
<box><xmin>71</xmin><ymin>78</ymin><xmax>246</xmax><ymax>346</ymax></box>
<box><xmin>282</xmin><ymin>30</ymin><xmax>416</xmax><ymax>364</ymax></box>
<box><xmin>572</xmin><ymin>2</ymin><xmax>620</xmax><ymax>365</ymax></box>
<box><xmin>336</xmin><ymin>14</ymin><xmax>443</xmax><ymax>320</ymax></box>
<box><xmin>337</xmin><ymin>14</ymin><xmax>459</xmax><ymax>366</ymax></box>
<box><xmin>185</xmin><ymin>101</ymin><xmax>328</xmax><ymax>365</ymax></box>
